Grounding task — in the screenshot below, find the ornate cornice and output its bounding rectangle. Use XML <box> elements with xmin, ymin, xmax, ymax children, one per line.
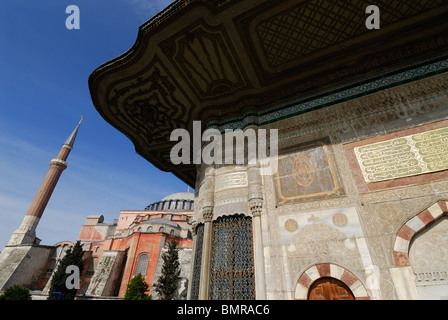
<box><xmin>89</xmin><ymin>0</ymin><xmax>448</xmax><ymax>187</ymax></box>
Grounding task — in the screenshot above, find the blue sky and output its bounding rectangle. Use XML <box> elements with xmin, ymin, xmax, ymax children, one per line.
<box><xmin>0</xmin><ymin>0</ymin><xmax>193</xmax><ymax>249</ymax></box>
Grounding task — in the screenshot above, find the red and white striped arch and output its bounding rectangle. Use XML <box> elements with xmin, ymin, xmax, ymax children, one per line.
<box><xmin>393</xmin><ymin>200</ymin><xmax>448</xmax><ymax>267</ymax></box>
<box><xmin>294</xmin><ymin>263</ymin><xmax>370</xmax><ymax>300</ymax></box>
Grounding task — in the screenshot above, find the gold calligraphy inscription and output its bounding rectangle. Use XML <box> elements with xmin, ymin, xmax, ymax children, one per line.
<box><xmin>215</xmin><ymin>172</ymin><xmax>248</xmax><ymax>192</ymax></box>
<box><xmin>354</xmin><ymin>127</ymin><xmax>448</xmax><ymax>183</ymax></box>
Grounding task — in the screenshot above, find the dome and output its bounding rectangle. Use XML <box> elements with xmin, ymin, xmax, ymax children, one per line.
<box><xmin>162</xmin><ymin>192</ymin><xmax>194</xmax><ymax>201</ymax></box>
<box><xmin>145</xmin><ymin>191</ymin><xmax>194</xmax><ymax>211</ymax></box>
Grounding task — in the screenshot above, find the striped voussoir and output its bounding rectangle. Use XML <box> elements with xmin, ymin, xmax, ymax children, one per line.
<box><xmin>294</xmin><ymin>263</ymin><xmax>370</xmax><ymax>300</ymax></box>
<box><xmin>393</xmin><ymin>200</ymin><xmax>448</xmax><ymax>268</ymax></box>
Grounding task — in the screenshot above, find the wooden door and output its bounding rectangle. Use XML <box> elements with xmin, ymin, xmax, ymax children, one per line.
<box><xmin>308</xmin><ymin>277</ymin><xmax>355</xmax><ymax>300</ymax></box>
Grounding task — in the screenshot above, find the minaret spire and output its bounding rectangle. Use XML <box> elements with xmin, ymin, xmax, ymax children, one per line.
<box><xmin>7</xmin><ymin>119</ymin><xmax>83</xmax><ymax>246</ymax></box>
<box><xmin>64</xmin><ymin>117</ymin><xmax>82</xmax><ymax>149</ymax></box>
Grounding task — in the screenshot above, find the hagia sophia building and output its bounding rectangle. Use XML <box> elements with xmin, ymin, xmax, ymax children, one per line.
<box><xmin>1</xmin><ymin>0</ymin><xmax>448</xmax><ymax>300</ymax></box>
<box><xmin>0</xmin><ymin>119</ymin><xmax>194</xmax><ymax>299</ymax></box>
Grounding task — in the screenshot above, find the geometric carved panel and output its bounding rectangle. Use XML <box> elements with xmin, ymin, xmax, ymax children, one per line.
<box><xmin>107</xmin><ymin>57</ymin><xmax>190</xmax><ymax>145</ymax></box>
<box><xmin>273</xmin><ymin>138</ymin><xmax>344</xmax><ymax>204</ymax></box>
<box><xmin>256</xmin><ymin>0</ymin><xmax>445</xmax><ymax>67</ymax></box>
<box><xmin>161</xmin><ymin>22</ymin><xmax>249</xmax><ymax>100</ymax></box>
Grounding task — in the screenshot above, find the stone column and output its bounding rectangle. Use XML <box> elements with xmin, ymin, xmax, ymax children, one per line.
<box><xmin>199</xmin><ymin>206</ymin><xmax>214</xmax><ymax>300</ymax></box>
<box><xmin>248</xmin><ymin>164</ymin><xmax>266</xmax><ymax>300</ymax></box>
<box><xmin>198</xmin><ymin>165</ymin><xmax>215</xmax><ymax>300</ymax></box>
<box><xmin>187</xmin><ymin>221</ymin><xmax>198</xmax><ymax>300</ymax></box>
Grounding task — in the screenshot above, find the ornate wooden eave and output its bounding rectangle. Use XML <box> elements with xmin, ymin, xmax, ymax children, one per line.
<box><xmin>88</xmin><ymin>0</ymin><xmax>448</xmax><ymax>187</ymax></box>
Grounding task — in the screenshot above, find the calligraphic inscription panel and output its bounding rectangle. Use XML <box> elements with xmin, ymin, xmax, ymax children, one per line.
<box><xmin>354</xmin><ymin>127</ymin><xmax>448</xmax><ymax>183</ymax></box>
<box><xmin>215</xmin><ymin>172</ymin><xmax>248</xmax><ymax>192</ymax></box>
<box><xmin>274</xmin><ymin>139</ymin><xmax>344</xmax><ymax>204</ymax></box>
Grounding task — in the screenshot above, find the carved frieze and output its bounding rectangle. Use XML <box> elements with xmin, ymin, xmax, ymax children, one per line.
<box><xmin>107</xmin><ymin>57</ymin><xmax>190</xmax><ymax>145</ymax></box>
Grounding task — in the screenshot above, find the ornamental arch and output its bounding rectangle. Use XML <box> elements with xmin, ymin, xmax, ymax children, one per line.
<box><xmin>391</xmin><ymin>200</ymin><xmax>448</xmax><ymax>299</ymax></box>
<box><xmin>294</xmin><ymin>263</ymin><xmax>370</xmax><ymax>300</ymax></box>
<box><xmin>393</xmin><ymin>200</ymin><xmax>448</xmax><ymax>268</ymax></box>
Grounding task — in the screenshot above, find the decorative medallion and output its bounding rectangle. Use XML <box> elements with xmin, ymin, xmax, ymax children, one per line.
<box><xmin>293</xmin><ymin>155</ymin><xmax>315</xmax><ymax>187</ymax></box>
<box><xmin>332</xmin><ymin>213</ymin><xmax>348</xmax><ymax>228</ymax></box>
<box><xmin>274</xmin><ymin>138</ymin><xmax>345</xmax><ymax>204</ymax></box>
<box><xmin>284</xmin><ymin>219</ymin><xmax>298</xmax><ymax>233</ymax></box>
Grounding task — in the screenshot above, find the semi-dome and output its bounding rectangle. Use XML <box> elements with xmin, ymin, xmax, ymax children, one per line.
<box><xmin>142</xmin><ymin>218</ymin><xmax>180</xmax><ymax>228</ymax></box>
<box><xmin>145</xmin><ymin>191</ymin><xmax>194</xmax><ymax>211</ymax></box>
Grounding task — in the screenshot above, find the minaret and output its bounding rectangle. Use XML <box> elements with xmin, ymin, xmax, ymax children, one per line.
<box><xmin>7</xmin><ymin>118</ymin><xmax>82</xmax><ymax>246</ymax></box>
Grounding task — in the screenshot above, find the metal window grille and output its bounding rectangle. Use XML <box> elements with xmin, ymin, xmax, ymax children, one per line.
<box><xmin>190</xmin><ymin>223</ymin><xmax>204</xmax><ymax>300</ymax></box>
<box><xmin>209</xmin><ymin>214</ymin><xmax>255</xmax><ymax>300</ymax></box>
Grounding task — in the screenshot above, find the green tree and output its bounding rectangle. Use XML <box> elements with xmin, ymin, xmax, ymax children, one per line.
<box><xmin>47</xmin><ymin>241</ymin><xmax>84</xmax><ymax>300</ymax></box>
<box><xmin>153</xmin><ymin>239</ymin><xmax>181</xmax><ymax>300</ymax></box>
<box><xmin>124</xmin><ymin>273</ymin><xmax>152</xmax><ymax>300</ymax></box>
<box><xmin>0</xmin><ymin>285</ymin><xmax>32</xmax><ymax>300</ymax></box>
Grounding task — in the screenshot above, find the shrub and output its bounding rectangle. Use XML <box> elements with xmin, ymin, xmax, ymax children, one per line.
<box><xmin>0</xmin><ymin>285</ymin><xmax>32</xmax><ymax>300</ymax></box>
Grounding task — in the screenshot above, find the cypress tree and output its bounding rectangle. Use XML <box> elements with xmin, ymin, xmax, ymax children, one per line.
<box><xmin>153</xmin><ymin>239</ymin><xmax>181</xmax><ymax>300</ymax></box>
<box><xmin>124</xmin><ymin>273</ymin><xmax>152</xmax><ymax>300</ymax></box>
<box><xmin>47</xmin><ymin>241</ymin><xmax>84</xmax><ymax>300</ymax></box>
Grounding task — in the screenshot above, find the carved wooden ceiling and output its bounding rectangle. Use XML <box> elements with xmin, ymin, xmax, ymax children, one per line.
<box><xmin>89</xmin><ymin>0</ymin><xmax>448</xmax><ymax>187</ymax></box>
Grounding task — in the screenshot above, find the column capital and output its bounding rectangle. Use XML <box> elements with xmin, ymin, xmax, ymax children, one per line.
<box><xmin>249</xmin><ymin>198</ymin><xmax>263</xmax><ymax>217</ymax></box>
<box><xmin>202</xmin><ymin>206</ymin><xmax>214</xmax><ymax>222</ymax></box>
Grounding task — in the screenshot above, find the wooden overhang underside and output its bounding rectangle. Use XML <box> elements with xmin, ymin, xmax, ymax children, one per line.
<box><xmin>88</xmin><ymin>0</ymin><xmax>448</xmax><ymax>187</ymax></box>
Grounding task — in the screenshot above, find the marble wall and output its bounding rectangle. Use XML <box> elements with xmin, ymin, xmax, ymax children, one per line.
<box><xmin>192</xmin><ymin>71</ymin><xmax>448</xmax><ymax>299</ymax></box>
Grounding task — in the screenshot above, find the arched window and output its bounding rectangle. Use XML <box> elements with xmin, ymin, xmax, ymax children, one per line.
<box><xmin>170</xmin><ymin>229</ymin><xmax>175</xmax><ymax>236</ymax></box>
<box><xmin>159</xmin><ymin>226</ymin><xmax>165</xmax><ymax>233</ymax></box>
<box><xmin>134</xmin><ymin>254</ymin><xmax>149</xmax><ymax>276</ymax></box>
<box><xmin>146</xmin><ymin>226</ymin><xmax>153</xmax><ymax>232</ymax></box>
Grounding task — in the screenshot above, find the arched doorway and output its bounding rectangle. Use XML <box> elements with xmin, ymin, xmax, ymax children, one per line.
<box><xmin>294</xmin><ymin>263</ymin><xmax>369</xmax><ymax>300</ymax></box>
<box><xmin>308</xmin><ymin>277</ymin><xmax>355</xmax><ymax>300</ymax></box>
